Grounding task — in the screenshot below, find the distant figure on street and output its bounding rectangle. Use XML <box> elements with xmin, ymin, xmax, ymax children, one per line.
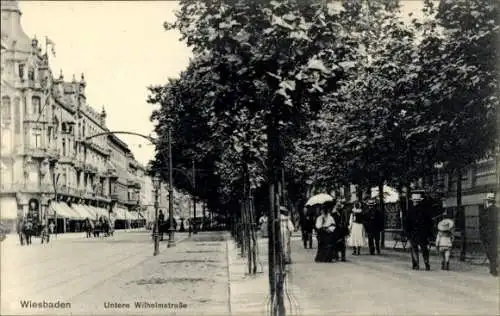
<box><xmin>280</xmin><ymin>207</ymin><xmax>295</xmax><ymax>264</ymax></box>
<box><xmin>331</xmin><ymin>200</ymin><xmax>348</xmax><ymax>261</ymax></box>
<box><xmin>364</xmin><ymin>198</ymin><xmax>384</xmax><ymax>255</ymax></box>
<box><xmin>301</xmin><ymin>206</ymin><xmax>315</xmax><ymax>249</ymax></box>
<box><xmin>315</xmin><ymin>204</ymin><xmax>336</xmax><ymax>262</ymax></box>
<box><xmin>479</xmin><ymin>193</ymin><xmax>498</xmax><ymax>277</ymax></box>
<box><xmin>404</xmin><ymin>192</ymin><xmax>433</xmax><ymax>271</ymax></box>
<box><xmin>158</xmin><ymin>210</ymin><xmax>165</xmax><ymax>241</ymax></box>
<box><xmin>348</xmin><ymin>202</ymin><xmax>365</xmax><ymax>256</ymax></box>
<box><xmin>436</xmin><ymin>217</ymin><xmax>455</xmax><ymax>270</ymax></box>
<box><xmin>259</xmin><ymin>214</ymin><xmax>268</xmax><ymax>238</ymax></box>
<box><xmin>49</xmin><ymin>221</ymin><xmax>55</xmax><ymax>234</ymax></box>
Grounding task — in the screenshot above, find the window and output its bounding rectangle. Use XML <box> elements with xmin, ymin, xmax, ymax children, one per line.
<box><xmin>1</xmin><ymin>96</ymin><xmax>11</xmax><ymax>125</ymax></box>
<box><xmin>28</xmin><ymin>68</ymin><xmax>35</xmax><ymax>81</ymax></box>
<box><xmin>18</xmin><ymin>64</ymin><xmax>25</xmax><ymax>79</ymax></box>
<box><xmin>32</xmin><ymin>128</ymin><xmax>42</xmax><ymax>148</ymax></box>
<box><xmin>47</xmin><ymin>127</ymin><xmax>52</xmax><ymax>144</ymax></box>
<box><xmin>13</xmin><ymin>97</ymin><xmax>20</xmax><ymax>134</ymax></box>
<box><xmin>32</xmin><ymin>96</ymin><xmax>41</xmax><ymax>115</ymax></box>
<box><xmin>62</xmin><ymin>139</ymin><xmax>66</xmax><ymax>156</ymax></box>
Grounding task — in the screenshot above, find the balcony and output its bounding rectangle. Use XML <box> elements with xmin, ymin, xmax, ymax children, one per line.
<box><xmin>74</xmin><ymin>159</ymin><xmax>83</xmax><ymax>170</ymax></box>
<box><xmin>24</xmin><ymin>146</ymin><xmax>48</xmax><ymax>159</ymax></box>
<box><xmin>2</xmin><ymin>182</ymin><xmax>54</xmax><ymax>194</ymax></box>
<box><xmin>110</xmin><ymin>193</ymin><xmax>120</xmax><ymax>201</ymax></box>
<box><xmin>84</xmin><ymin>163</ymin><xmax>97</xmax><ymax>175</ymax></box>
<box><xmin>47</xmin><ymin>147</ymin><xmax>60</xmax><ymax>161</ymax></box>
<box><xmin>88</xmin><ymin>141</ymin><xmax>111</xmax><ymax>157</ymax></box>
<box><xmin>58</xmin><ymin>155</ymin><xmax>75</xmax><ymax>165</ymax></box>
<box><xmin>127</xmin><ymin>179</ymin><xmax>141</xmax><ymax>189</ymax></box>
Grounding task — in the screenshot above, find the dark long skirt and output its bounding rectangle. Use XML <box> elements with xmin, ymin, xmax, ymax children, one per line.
<box><xmin>315</xmin><ymin>230</ymin><xmax>335</xmax><ymax>262</ymax></box>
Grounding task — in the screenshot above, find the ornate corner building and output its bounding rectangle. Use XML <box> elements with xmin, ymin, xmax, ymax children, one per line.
<box><xmin>0</xmin><ymin>0</ymin><xmax>145</xmax><ymax>232</ymax></box>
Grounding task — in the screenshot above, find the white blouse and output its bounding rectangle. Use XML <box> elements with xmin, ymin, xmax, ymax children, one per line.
<box><xmin>315</xmin><ymin>214</ymin><xmax>336</xmax><ymax>230</ymax></box>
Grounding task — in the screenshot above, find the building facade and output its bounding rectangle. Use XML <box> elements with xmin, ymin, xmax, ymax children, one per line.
<box><xmin>0</xmin><ymin>0</ymin><xmax>145</xmax><ymax>231</ymax></box>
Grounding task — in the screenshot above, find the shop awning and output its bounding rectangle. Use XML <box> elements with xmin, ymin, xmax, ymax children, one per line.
<box><xmin>70</xmin><ymin>204</ymin><xmax>91</xmax><ymax>220</ymax></box>
<box><xmin>1</xmin><ymin>197</ymin><xmax>18</xmax><ymax>220</ymax></box>
<box><xmin>82</xmin><ymin>205</ymin><xmax>98</xmax><ymax>219</ymax></box>
<box><xmin>94</xmin><ymin>207</ymin><xmax>109</xmax><ymax>218</ymax></box>
<box><xmin>128</xmin><ymin>211</ymin><xmax>138</xmax><ymax>220</ymax></box>
<box><xmin>113</xmin><ymin>208</ymin><xmax>127</xmax><ymax>220</ymax></box>
<box><xmin>51</xmin><ymin>202</ymin><xmax>78</xmax><ymax>219</ymax></box>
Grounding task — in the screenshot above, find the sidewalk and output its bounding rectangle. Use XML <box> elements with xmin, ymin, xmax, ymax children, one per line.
<box><xmin>227</xmin><ymin>238</ymin><xmax>318</xmax><ymax>316</ymax></box>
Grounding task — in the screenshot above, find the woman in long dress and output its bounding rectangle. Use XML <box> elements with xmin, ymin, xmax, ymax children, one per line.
<box><xmin>348</xmin><ymin>202</ymin><xmax>365</xmax><ymax>255</ymax></box>
<box><xmin>315</xmin><ymin>205</ymin><xmax>336</xmax><ymax>262</ymax></box>
<box><xmin>280</xmin><ymin>207</ymin><xmax>295</xmax><ymax>264</ymax></box>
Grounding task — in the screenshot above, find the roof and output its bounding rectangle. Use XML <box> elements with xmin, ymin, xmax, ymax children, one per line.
<box><xmin>107</xmin><ymin>133</ymin><xmax>130</xmax><ymax>152</ymax></box>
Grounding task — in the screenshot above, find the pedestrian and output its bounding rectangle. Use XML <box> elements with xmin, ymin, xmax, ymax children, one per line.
<box><xmin>301</xmin><ymin>205</ymin><xmax>315</xmax><ymax>249</ymax></box>
<box><xmin>347</xmin><ymin>202</ymin><xmax>365</xmax><ymax>255</ymax></box>
<box><xmin>364</xmin><ymin>198</ymin><xmax>384</xmax><ymax>255</ymax></box>
<box><xmin>49</xmin><ymin>220</ymin><xmax>55</xmax><ymax>234</ymax></box>
<box><xmin>259</xmin><ymin>213</ymin><xmax>268</xmax><ymax>238</ymax></box>
<box><xmin>331</xmin><ymin>200</ymin><xmax>348</xmax><ymax>261</ymax></box>
<box><xmin>315</xmin><ymin>204</ymin><xmax>336</xmax><ymax>262</ymax></box>
<box><xmin>436</xmin><ymin>217</ymin><xmax>455</xmax><ymax>270</ymax></box>
<box><xmin>404</xmin><ymin>191</ymin><xmax>433</xmax><ymax>271</ymax></box>
<box><xmin>158</xmin><ymin>210</ymin><xmax>165</xmax><ymax>241</ymax></box>
<box><xmin>280</xmin><ymin>206</ymin><xmax>295</xmax><ymax>264</ymax></box>
<box><xmin>479</xmin><ymin>193</ymin><xmax>498</xmax><ymax>277</ymax></box>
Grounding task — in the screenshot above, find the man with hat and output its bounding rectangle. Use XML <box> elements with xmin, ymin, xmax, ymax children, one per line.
<box><xmin>364</xmin><ymin>198</ymin><xmax>384</xmax><ymax>255</ymax></box>
<box><xmin>404</xmin><ymin>191</ymin><xmax>433</xmax><ymax>270</ymax></box>
<box><xmin>331</xmin><ymin>200</ymin><xmax>348</xmax><ymax>261</ymax></box>
<box><xmin>479</xmin><ymin>193</ymin><xmax>498</xmax><ymax>276</ymax></box>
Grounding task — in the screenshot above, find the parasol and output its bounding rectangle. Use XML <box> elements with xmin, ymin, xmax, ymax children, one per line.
<box><xmin>305</xmin><ymin>193</ymin><xmax>334</xmax><ymax>207</ymax></box>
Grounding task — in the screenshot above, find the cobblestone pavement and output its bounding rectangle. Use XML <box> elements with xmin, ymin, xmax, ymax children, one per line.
<box><xmin>228</xmin><ymin>235</ymin><xmax>499</xmax><ymax>316</ymax></box>
<box><xmin>1</xmin><ymin>231</ymin><xmax>230</xmax><ymax>316</ymax></box>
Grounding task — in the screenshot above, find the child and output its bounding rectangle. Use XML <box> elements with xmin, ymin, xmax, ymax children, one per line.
<box><xmin>436</xmin><ymin>218</ymin><xmax>455</xmax><ymax>270</ymax></box>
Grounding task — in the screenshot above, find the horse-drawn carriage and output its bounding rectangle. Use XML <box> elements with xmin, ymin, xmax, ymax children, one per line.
<box><xmin>85</xmin><ymin>217</ymin><xmax>113</xmax><ymax>238</ymax></box>
<box><xmin>17</xmin><ymin>217</ymin><xmax>50</xmax><ymax>245</ymax></box>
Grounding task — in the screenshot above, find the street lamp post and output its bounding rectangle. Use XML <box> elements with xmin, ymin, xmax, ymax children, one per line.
<box><xmin>152</xmin><ymin>174</ymin><xmax>161</xmax><ymax>256</ymax></box>
<box><xmin>135</xmin><ymin>187</ymin><xmax>140</xmax><ymax>229</ymax></box>
<box><xmin>167</xmin><ymin>127</ymin><xmax>176</xmax><ymax>248</ymax></box>
<box><xmin>192</xmin><ymin>159</ymin><xmax>197</xmax><ymax>234</ymax></box>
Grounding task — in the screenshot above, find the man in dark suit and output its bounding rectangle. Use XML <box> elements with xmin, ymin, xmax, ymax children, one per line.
<box><xmin>364</xmin><ymin>198</ymin><xmax>384</xmax><ymax>255</ymax></box>
<box><xmin>331</xmin><ymin>200</ymin><xmax>348</xmax><ymax>261</ymax></box>
<box><xmin>404</xmin><ymin>192</ymin><xmax>433</xmax><ymax>270</ymax></box>
<box><xmin>480</xmin><ymin>193</ymin><xmax>498</xmax><ymax>276</ymax></box>
<box><xmin>301</xmin><ymin>206</ymin><xmax>315</xmax><ymax>249</ymax></box>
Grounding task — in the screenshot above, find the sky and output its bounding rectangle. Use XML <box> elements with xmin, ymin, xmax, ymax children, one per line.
<box><xmin>18</xmin><ymin>0</ymin><xmax>425</xmax><ymax>166</ymax></box>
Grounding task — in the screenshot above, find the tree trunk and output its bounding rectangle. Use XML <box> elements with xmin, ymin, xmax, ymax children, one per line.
<box><xmin>266</xmin><ymin>111</ymin><xmax>285</xmax><ymax>316</ymax></box>
<box><xmin>378</xmin><ymin>181</ymin><xmax>386</xmax><ymax>249</ymax></box>
<box><xmin>457</xmin><ymin>169</ymin><xmax>465</xmax><ymax>261</ymax></box>
<box><xmin>249</xmin><ymin>196</ymin><xmax>258</xmax><ymax>274</ymax></box>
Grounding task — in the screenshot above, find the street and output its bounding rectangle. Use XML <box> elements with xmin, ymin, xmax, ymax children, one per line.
<box><xmin>1</xmin><ymin>231</ymin><xmax>230</xmax><ymax>315</ymax></box>
<box><xmin>1</xmin><ymin>232</ymin><xmax>498</xmax><ymax>315</ymax></box>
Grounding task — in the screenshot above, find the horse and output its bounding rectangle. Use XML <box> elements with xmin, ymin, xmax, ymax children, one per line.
<box><xmin>93</xmin><ymin>221</ymin><xmax>102</xmax><ymax>237</ymax></box>
<box><xmin>17</xmin><ymin>218</ymin><xmax>34</xmax><ymax>246</ymax></box>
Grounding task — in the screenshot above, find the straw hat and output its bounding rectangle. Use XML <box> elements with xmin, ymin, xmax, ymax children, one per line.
<box><xmin>437</xmin><ymin>218</ymin><xmax>454</xmax><ymax>232</ymax></box>
<box><xmin>279</xmin><ymin>206</ymin><xmax>289</xmax><ymax>214</ymax></box>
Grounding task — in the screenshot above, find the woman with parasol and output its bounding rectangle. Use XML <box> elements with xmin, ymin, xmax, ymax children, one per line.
<box><xmin>436</xmin><ymin>217</ymin><xmax>455</xmax><ymax>270</ymax></box>
<box><xmin>306</xmin><ymin>193</ymin><xmax>336</xmax><ymax>262</ymax></box>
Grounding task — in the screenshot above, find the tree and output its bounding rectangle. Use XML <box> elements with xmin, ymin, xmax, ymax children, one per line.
<box><xmin>412</xmin><ymin>0</ymin><xmax>499</xmax><ymax>259</ymax></box>
<box><xmin>162</xmin><ymin>1</ymin><xmax>356</xmax><ymax>315</ymax></box>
